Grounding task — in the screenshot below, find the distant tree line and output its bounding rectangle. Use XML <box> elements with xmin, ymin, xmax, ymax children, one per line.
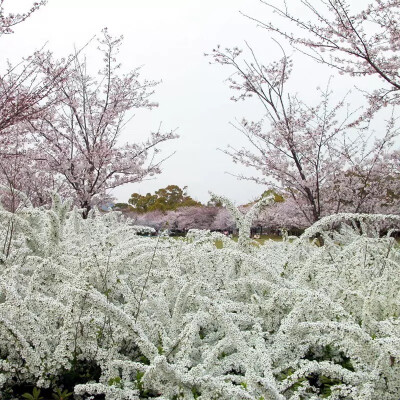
<box><xmin>113</xmin><ymin>185</ymin><xmax>313</xmax><ymax>233</ymax></box>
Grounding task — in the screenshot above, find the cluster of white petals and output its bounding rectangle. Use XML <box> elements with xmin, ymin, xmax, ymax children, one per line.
<box><xmin>0</xmin><ymin>193</ymin><xmax>399</xmax><ymax>399</ymax></box>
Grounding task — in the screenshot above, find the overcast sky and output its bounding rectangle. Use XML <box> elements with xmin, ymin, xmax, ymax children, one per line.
<box><xmin>1</xmin><ymin>0</ymin><xmax>363</xmax><ymax>205</ymax></box>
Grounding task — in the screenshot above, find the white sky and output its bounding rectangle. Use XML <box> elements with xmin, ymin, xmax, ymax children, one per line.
<box><xmin>1</xmin><ymin>0</ymin><xmax>371</xmax><ymax>205</ymax></box>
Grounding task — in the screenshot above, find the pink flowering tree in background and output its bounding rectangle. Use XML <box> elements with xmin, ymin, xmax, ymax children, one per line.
<box><xmin>129</xmin><ymin>210</ymin><xmax>169</xmax><ymax>231</ymax></box>
<box><xmin>127</xmin><ymin>204</ymin><xmax>235</xmax><ymax>232</ymax></box>
<box><xmin>211</xmin><ymin>207</ymin><xmax>235</xmax><ymax>231</ymax></box>
<box><xmin>171</xmin><ymin>206</ymin><xmax>219</xmax><ymax>230</ymax></box>
<box><xmin>254</xmin><ymin>196</ymin><xmax>310</xmax><ymax>232</ymax></box>
<box><xmin>208</xmin><ymin>45</ymin><xmax>400</xmax><ymax>224</ymax></box>
<box><xmin>133</xmin><ymin>207</ymin><xmax>217</xmax><ymax>232</ymax></box>
<box><xmin>250</xmin><ymin>0</ymin><xmax>400</xmax><ymax>112</ymax></box>
<box><xmin>240</xmin><ymin>189</ymin><xmax>309</xmax><ymax>232</ymax></box>
<box><xmin>27</xmin><ymin>30</ymin><xmax>177</xmax><ymax>217</ymax></box>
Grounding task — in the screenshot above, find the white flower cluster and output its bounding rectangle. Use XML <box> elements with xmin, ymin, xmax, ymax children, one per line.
<box><xmin>0</xmin><ymin>194</ymin><xmax>399</xmax><ymax>399</ymax></box>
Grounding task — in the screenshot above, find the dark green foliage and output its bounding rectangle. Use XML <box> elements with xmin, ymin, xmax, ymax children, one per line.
<box><xmin>112</xmin><ymin>203</ymin><xmax>132</xmax><ymax>211</ymax></box>
<box><xmin>22</xmin><ymin>387</ymin><xmax>43</xmax><ymax>400</ymax></box>
<box><xmin>51</xmin><ymin>387</ymin><xmax>73</xmax><ymax>400</ymax></box>
<box><xmin>305</xmin><ymin>345</ymin><xmax>354</xmax><ymax>372</ymax></box>
<box><xmin>276</xmin><ymin>345</ymin><xmax>355</xmax><ymax>397</ymax></box>
<box><xmin>261</xmin><ymin>189</ymin><xmax>285</xmax><ymax>203</ymax></box>
<box><xmin>6</xmin><ymin>360</ymin><xmax>103</xmax><ymax>400</ymax></box>
<box><xmin>15</xmin><ymin>386</ymin><xmax>75</xmax><ymax>400</ymax></box>
<box><xmin>108</xmin><ymin>376</ymin><xmax>123</xmax><ymax>388</ymax></box>
<box><xmin>59</xmin><ymin>358</ymin><xmax>102</xmax><ymax>391</ymax></box>
<box><xmin>191</xmin><ymin>387</ymin><xmax>201</xmax><ymax>399</ymax></box>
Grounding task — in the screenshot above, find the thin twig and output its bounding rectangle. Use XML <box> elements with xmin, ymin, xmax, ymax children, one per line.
<box><xmin>134</xmin><ymin>234</ymin><xmax>161</xmax><ymax>324</ymax></box>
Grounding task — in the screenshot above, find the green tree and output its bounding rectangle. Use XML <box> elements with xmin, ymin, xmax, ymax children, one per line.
<box><xmin>112</xmin><ymin>203</ymin><xmax>132</xmax><ymax>211</ymax></box>
<box><xmin>128</xmin><ymin>185</ymin><xmax>202</xmax><ymax>213</ymax></box>
<box><xmin>128</xmin><ymin>192</ymin><xmax>157</xmax><ymax>213</ymax></box>
<box><xmin>261</xmin><ymin>189</ymin><xmax>284</xmax><ymax>203</ymax></box>
<box><xmin>207</xmin><ymin>197</ymin><xmax>224</xmax><ymax>207</ymax></box>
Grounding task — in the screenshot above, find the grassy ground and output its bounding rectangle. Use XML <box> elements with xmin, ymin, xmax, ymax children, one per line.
<box><xmin>169</xmin><ymin>233</ymin><xmax>400</xmax><ymax>249</ymax></box>
<box><xmin>215</xmin><ymin>234</ymin><xmax>283</xmax><ymax>248</ymax></box>
<box><xmin>251</xmin><ymin>234</ymin><xmax>283</xmax><ymax>244</ymax></box>
<box><xmin>170</xmin><ymin>234</ymin><xmax>284</xmax><ymax>249</ymax></box>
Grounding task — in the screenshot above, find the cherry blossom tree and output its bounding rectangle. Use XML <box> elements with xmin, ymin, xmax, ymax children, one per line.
<box><xmin>129</xmin><ymin>209</ymin><xmax>169</xmax><ymax>231</ymax></box>
<box><xmin>0</xmin><ymin>51</ymin><xmax>79</xmax><ymax>211</ymax></box>
<box><xmin>0</xmin><ymin>0</ymin><xmax>45</xmax><ymax>36</ymax></box>
<box><xmin>211</xmin><ymin>207</ymin><xmax>235</xmax><ymax>231</ymax></box>
<box><xmin>27</xmin><ymin>30</ymin><xmax>177</xmax><ymax>217</ymax></box>
<box><xmin>254</xmin><ymin>196</ymin><xmax>312</xmax><ymax>232</ymax></box>
<box><xmin>0</xmin><ymin>123</ymin><xmax>67</xmax><ymax>211</ymax></box>
<box><xmin>127</xmin><ymin>206</ymin><xmax>229</xmax><ymax>232</ymax></box>
<box><xmin>0</xmin><ymin>0</ymin><xmax>71</xmax><ymax>138</ymax></box>
<box><xmin>0</xmin><ymin>50</ymin><xmax>71</xmax><ymax>137</ymax></box>
<box><xmin>242</xmin><ymin>190</ymin><xmax>309</xmax><ymax>232</ymax></box>
<box><xmin>209</xmin><ymin>46</ymin><xmax>399</xmax><ymax>224</ymax></box>
<box><xmin>0</xmin><ymin>0</ymin><xmax>77</xmax><ymax>210</ymax></box>
<box><xmin>171</xmin><ymin>206</ymin><xmax>219</xmax><ymax>230</ymax></box>
<box><xmin>0</xmin><ymin>0</ymin><xmax>75</xmax><ymax>252</ymax></box>
<box><xmin>137</xmin><ymin>207</ymin><xmax>218</xmax><ymax>231</ymax></box>
<box><xmin>249</xmin><ymin>0</ymin><xmax>400</xmax><ymax>111</ymax></box>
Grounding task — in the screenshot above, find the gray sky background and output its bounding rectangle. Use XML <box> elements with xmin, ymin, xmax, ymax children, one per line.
<box><xmin>1</xmin><ymin>0</ymin><xmax>371</xmax><ymax>205</ymax></box>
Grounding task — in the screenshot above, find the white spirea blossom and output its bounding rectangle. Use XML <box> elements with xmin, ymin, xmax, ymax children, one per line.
<box><xmin>0</xmin><ymin>193</ymin><xmax>399</xmax><ymax>399</ymax></box>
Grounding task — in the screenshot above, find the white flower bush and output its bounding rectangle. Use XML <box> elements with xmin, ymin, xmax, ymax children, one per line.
<box><xmin>0</xmin><ymin>193</ymin><xmax>399</xmax><ymax>399</ymax></box>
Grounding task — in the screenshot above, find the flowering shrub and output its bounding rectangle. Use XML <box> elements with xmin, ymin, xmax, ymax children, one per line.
<box><xmin>0</xmin><ymin>193</ymin><xmax>399</xmax><ymax>399</ymax></box>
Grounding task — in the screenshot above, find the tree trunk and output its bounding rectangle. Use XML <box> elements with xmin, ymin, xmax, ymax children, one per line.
<box><xmin>81</xmin><ymin>201</ymin><xmax>91</xmax><ymax>219</ymax></box>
